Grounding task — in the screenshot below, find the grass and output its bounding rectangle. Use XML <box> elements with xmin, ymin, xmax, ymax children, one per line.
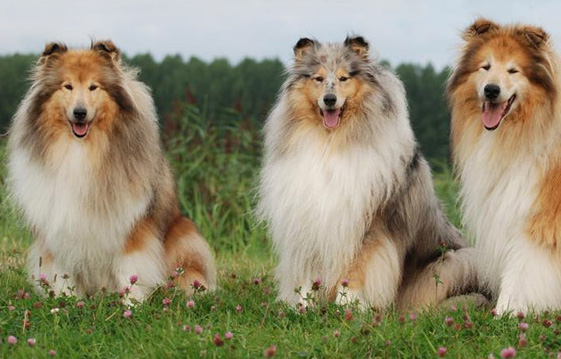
<box><xmin>1</xmin><ymin>106</ymin><xmax>561</xmax><ymax>358</ymax></box>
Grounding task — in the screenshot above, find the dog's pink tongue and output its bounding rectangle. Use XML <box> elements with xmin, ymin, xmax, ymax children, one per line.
<box><xmin>72</xmin><ymin>123</ymin><xmax>89</xmax><ymax>137</ymax></box>
<box><xmin>482</xmin><ymin>101</ymin><xmax>507</xmax><ymax>129</ymax></box>
<box><xmin>323</xmin><ymin>109</ymin><xmax>341</xmax><ymax>129</ymax></box>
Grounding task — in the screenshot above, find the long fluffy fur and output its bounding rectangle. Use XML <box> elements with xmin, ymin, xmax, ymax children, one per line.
<box><xmin>449</xmin><ymin>19</ymin><xmax>561</xmax><ymax>314</ymax></box>
<box><xmin>258</xmin><ymin>36</ymin><xmax>477</xmax><ymax>309</ymax></box>
<box><xmin>8</xmin><ymin>41</ymin><xmax>216</xmax><ymax>300</ymax></box>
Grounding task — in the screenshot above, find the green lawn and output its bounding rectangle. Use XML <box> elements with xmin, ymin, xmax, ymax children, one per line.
<box><xmin>1</xmin><ymin>111</ymin><xmax>561</xmax><ymax>358</ymax></box>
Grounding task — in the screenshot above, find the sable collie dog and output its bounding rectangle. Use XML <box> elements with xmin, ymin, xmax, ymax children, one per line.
<box><xmin>7</xmin><ymin>41</ymin><xmax>216</xmax><ymax>300</ymax></box>
<box><xmin>448</xmin><ymin>19</ymin><xmax>561</xmax><ymax>314</ymax></box>
<box><xmin>258</xmin><ymin>36</ymin><xmax>477</xmax><ymax>309</ymax></box>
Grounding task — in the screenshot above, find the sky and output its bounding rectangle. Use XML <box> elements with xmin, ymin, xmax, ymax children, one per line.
<box><xmin>1</xmin><ymin>0</ymin><xmax>560</xmax><ymax>69</ymax></box>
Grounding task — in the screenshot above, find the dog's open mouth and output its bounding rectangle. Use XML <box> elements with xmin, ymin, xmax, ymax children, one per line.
<box><xmin>481</xmin><ymin>94</ymin><xmax>516</xmax><ymax>131</ymax></box>
<box><xmin>70</xmin><ymin>122</ymin><xmax>90</xmax><ymax>138</ymax></box>
<box><xmin>319</xmin><ymin>106</ymin><xmax>344</xmax><ymax>129</ymax></box>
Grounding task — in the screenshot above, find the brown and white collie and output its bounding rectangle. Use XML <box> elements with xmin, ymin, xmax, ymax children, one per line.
<box><xmin>7</xmin><ymin>41</ymin><xmax>216</xmax><ymax>301</ymax></box>
<box><xmin>448</xmin><ymin>19</ymin><xmax>561</xmax><ymax>314</ymax></box>
<box><xmin>258</xmin><ymin>36</ymin><xmax>478</xmax><ymax>309</ymax></box>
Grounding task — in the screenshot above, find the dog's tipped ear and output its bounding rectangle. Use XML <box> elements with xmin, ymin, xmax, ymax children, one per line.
<box><xmin>91</xmin><ymin>40</ymin><xmax>121</xmax><ymax>62</ymax></box>
<box><xmin>462</xmin><ymin>18</ymin><xmax>499</xmax><ymax>40</ymax></box>
<box><xmin>42</xmin><ymin>42</ymin><xmax>68</xmax><ymax>57</ymax></box>
<box><xmin>293</xmin><ymin>38</ymin><xmax>317</xmax><ymax>61</ymax></box>
<box><xmin>523</xmin><ymin>26</ymin><xmax>549</xmax><ymax>49</ymax></box>
<box><xmin>38</xmin><ymin>42</ymin><xmax>67</xmax><ymax>65</ymax></box>
<box><xmin>344</xmin><ymin>36</ymin><xmax>369</xmax><ymax>60</ymax></box>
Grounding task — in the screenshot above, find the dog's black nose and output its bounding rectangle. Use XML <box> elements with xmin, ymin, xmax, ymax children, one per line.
<box><xmin>484</xmin><ymin>84</ymin><xmax>501</xmax><ymax>100</ymax></box>
<box><xmin>73</xmin><ymin>107</ymin><xmax>87</xmax><ymax>121</ymax></box>
<box><xmin>323</xmin><ymin>94</ymin><xmax>337</xmax><ymax>107</ymax></box>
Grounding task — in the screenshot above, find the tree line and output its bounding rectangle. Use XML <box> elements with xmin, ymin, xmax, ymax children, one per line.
<box><xmin>0</xmin><ymin>53</ymin><xmax>452</xmax><ymax>161</ymax></box>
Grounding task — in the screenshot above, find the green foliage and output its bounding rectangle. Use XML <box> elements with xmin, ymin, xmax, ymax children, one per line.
<box><xmin>431</xmin><ymin>160</ymin><xmax>463</xmax><ymax>233</ymax></box>
<box><xmin>163</xmin><ymin>104</ymin><xmax>267</xmax><ymax>254</ymax></box>
<box><xmin>0</xmin><ymin>54</ymin><xmax>36</xmax><ymax>133</ymax></box>
<box><xmin>125</xmin><ymin>54</ymin><xmax>285</xmax><ymax>124</ymax></box>
<box><xmin>395</xmin><ymin>63</ymin><xmax>453</xmax><ymax>161</ymax></box>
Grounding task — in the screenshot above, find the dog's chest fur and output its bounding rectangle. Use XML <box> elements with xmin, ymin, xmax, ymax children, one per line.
<box><xmin>458</xmin><ymin>133</ymin><xmax>538</xmax><ymax>291</ymax></box>
<box><xmin>260</xmin><ymin>133</ymin><xmax>406</xmax><ymax>285</ymax></box>
<box><xmin>9</xmin><ymin>141</ymin><xmax>151</xmax><ymax>280</ymax></box>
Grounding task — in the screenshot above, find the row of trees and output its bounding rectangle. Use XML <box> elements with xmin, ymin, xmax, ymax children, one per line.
<box><xmin>0</xmin><ymin>53</ymin><xmax>452</xmax><ymax>161</ymax></box>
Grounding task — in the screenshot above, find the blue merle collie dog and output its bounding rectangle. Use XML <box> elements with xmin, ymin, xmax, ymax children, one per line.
<box><xmin>258</xmin><ymin>36</ymin><xmax>478</xmax><ymax>309</ymax></box>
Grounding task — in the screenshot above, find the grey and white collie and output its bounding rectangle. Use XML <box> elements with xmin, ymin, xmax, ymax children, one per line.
<box><xmin>258</xmin><ymin>36</ymin><xmax>477</xmax><ymax>308</ymax></box>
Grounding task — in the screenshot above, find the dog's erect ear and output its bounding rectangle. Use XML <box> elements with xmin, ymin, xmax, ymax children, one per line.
<box><xmin>293</xmin><ymin>38</ymin><xmax>317</xmax><ymax>62</ymax></box>
<box><xmin>38</xmin><ymin>42</ymin><xmax>68</xmax><ymax>65</ymax></box>
<box><xmin>462</xmin><ymin>18</ymin><xmax>499</xmax><ymax>40</ymax></box>
<box><xmin>523</xmin><ymin>26</ymin><xmax>549</xmax><ymax>49</ymax></box>
<box><xmin>91</xmin><ymin>40</ymin><xmax>121</xmax><ymax>62</ymax></box>
<box><xmin>344</xmin><ymin>36</ymin><xmax>369</xmax><ymax>60</ymax></box>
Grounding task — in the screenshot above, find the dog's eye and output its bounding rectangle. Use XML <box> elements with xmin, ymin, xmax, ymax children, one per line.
<box><xmin>339</xmin><ymin>76</ymin><xmax>349</xmax><ymax>82</ymax></box>
<box><xmin>64</xmin><ymin>84</ymin><xmax>73</xmax><ymax>90</ymax></box>
<box><xmin>507</xmin><ymin>68</ymin><xmax>519</xmax><ymax>74</ymax></box>
<box><xmin>89</xmin><ymin>84</ymin><xmax>98</xmax><ymax>91</ymax></box>
<box><xmin>314</xmin><ymin>76</ymin><xmax>324</xmax><ymax>83</ymax></box>
<box><xmin>481</xmin><ymin>64</ymin><xmax>491</xmax><ymax>71</ymax></box>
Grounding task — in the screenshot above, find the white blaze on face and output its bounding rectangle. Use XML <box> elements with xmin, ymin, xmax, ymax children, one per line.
<box><xmin>61</xmin><ymin>78</ymin><xmax>101</xmax><ymax>138</ymax></box>
<box><xmin>317</xmin><ymin>72</ymin><xmax>346</xmax><ymax>129</ymax></box>
<box><xmin>476</xmin><ymin>56</ymin><xmax>524</xmax><ymax>130</ymax></box>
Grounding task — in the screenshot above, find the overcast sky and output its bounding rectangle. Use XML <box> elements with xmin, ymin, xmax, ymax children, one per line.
<box><xmin>1</xmin><ymin>0</ymin><xmax>560</xmax><ymax>69</ymax></box>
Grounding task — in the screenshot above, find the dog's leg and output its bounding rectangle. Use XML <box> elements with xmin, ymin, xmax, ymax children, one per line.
<box><xmin>336</xmin><ymin>236</ymin><xmax>402</xmax><ymax>309</ymax></box>
<box><xmin>116</xmin><ymin>221</ymin><xmax>166</xmax><ymax>302</ymax></box>
<box><xmin>275</xmin><ymin>254</ymin><xmax>315</xmax><ymax>307</ymax></box>
<box><xmin>397</xmin><ymin>247</ymin><xmax>478</xmax><ymax>309</ymax></box>
<box><xmin>27</xmin><ymin>242</ymin><xmax>79</xmax><ymax>297</ymax></box>
<box><xmin>163</xmin><ymin>217</ymin><xmax>216</xmax><ymax>295</ymax></box>
<box><xmin>495</xmin><ymin>239</ymin><xmax>561</xmax><ymax>315</ymax></box>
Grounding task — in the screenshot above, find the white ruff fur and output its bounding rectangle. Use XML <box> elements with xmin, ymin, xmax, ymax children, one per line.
<box><xmin>259</xmin><ymin>77</ymin><xmax>414</xmax><ymax>304</ymax></box>
<box><xmin>459</xmin><ymin>132</ymin><xmax>561</xmax><ymax>314</ymax></box>
<box><xmin>9</xmin><ymin>141</ymin><xmax>163</xmax><ymax>297</ymax></box>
